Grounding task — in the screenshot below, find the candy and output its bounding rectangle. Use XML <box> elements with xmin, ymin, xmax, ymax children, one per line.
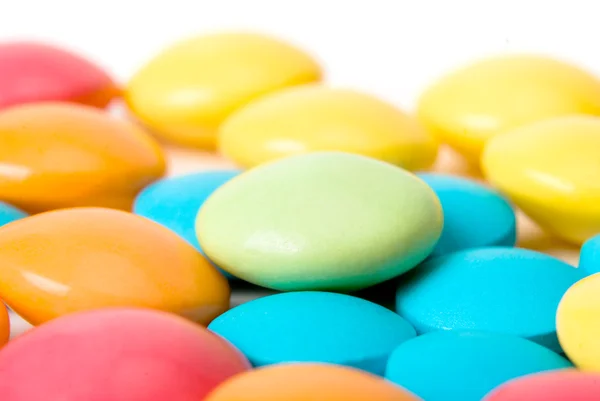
<box><xmin>0</xmin><ymin>207</ymin><xmax>229</xmax><ymax>325</ymax></box>
<box><xmin>483</xmin><ymin>370</ymin><xmax>600</xmax><ymax>401</ymax></box>
<box><xmin>396</xmin><ymin>247</ymin><xmax>581</xmax><ymax>351</ymax></box>
<box><xmin>0</xmin><ymin>302</ymin><xmax>8</xmax><ymax>347</ymax></box>
<box><xmin>579</xmin><ymin>234</ymin><xmax>600</xmax><ymax>276</ymax></box>
<box><xmin>197</xmin><ymin>152</ymin><xmax>442</xmax><ymax>291</ymax></box>
<box><xmin>482</xmin><ymin>115</ymin><xmax>600</xmax><ymax>244</ymax></box>
<box><xmin>204</xmin><ymin>363</ymin><xmax>422</xmax><ymax>401</ymax></box>
<box><xmin>0</xmin><ymin>201</ymin><xmax>27</xmax><ymax>227</ymax></box>
<box><xmin>219</xmin><ymin>86</ymin><xmax>438</xmax><ymax>170</ymax></box>
<box><xmin>417</xmin><ymin>173</ymin><xmax>516</xmax><ymax>257</ymax></box>
<box><xmin>0</xmin><ymin>308</ymin><xmax>251</xmax><ymax>400</ymax></box>
<box><xmin>208</xmin><ymin>291</ymin><xmax>416</xmax><ymax>375</ymax></box>
<box><xmin>0</xmin><ymin>103</ymin><xmax>165</xmax><ymax>213</ymax></box>
<box><xmin>125</xmin><ymin>32</ymin><xmax>322</xmax><ymax>149</ymax></box>
<box><xmin>0</xmin><ymin>42</ymin><xmax>118</xmax><ymax>109</ymax></box>
<box><xmin>417</xmin><ymin>55</ymin><xmax>600</xmax><ymax>160</ymax></box>
<box><xmin>385</xmin><ymin>331</ymin><xmax>572</xmax><ymax>401</ymax></box>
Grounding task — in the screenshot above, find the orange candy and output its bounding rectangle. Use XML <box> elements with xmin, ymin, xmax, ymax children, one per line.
<box><xmin>204</xmin><ymin>363</ymin><xmax>422</xmax><ymax>401</ymax></box>
<box><xmin>0</xmin><ymin>302</ymin><xmax>8</xmax><ymax>346</ymax></box>
<box><xmin>0</xmin><ymin>102</ymin><xmax>165</xmax><ymax>213</ymax></box>
<box><xmin>0</xmin><ymin>207</ymin><xmax>230</xmax><ymax>326</ymax></box>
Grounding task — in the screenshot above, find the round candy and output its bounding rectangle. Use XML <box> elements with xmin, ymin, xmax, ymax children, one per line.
<box><xmin>0</xmin><ymin>103</ymin><xmax>165</xmax><ymax>213</ymax></box>
<box><xmin>395</xmin><ymin>247</ymin><xmax>581</xmax><ymax>351</ymax></box>
<box><xmin>385</xmin><ymin>331</ymin><xmax>572</xmax><ymax>401</ymax></box>
<box><xmin>417</xmin><ymin>173</ymin><xmax>516</xmax><ymax>257</ymax></box>
<box><xmin>0</xmin><ymin>207</ymin><xmax>229</xmax><ymax>325</ymax></box>
<box><xmin>219</xmin><ymin>86</ymin><xmax>438</xmax><ymax>170</ymax></box>
<box><xmin>0</xmin><ymin>302</ymin><xmax>8</xmax><ymax>347</ymax></box>
<box><xmin>0</xmin><ymin>201</ymin><xmax>27</xmax><ymax>228</ymax></box>
<box><xmin>0</xmin><ymin>42</ymin><xmax>118</xmax><ymax>109</ymax></box>
<box><xmin>208</xmin><ymin>291</ymin><xmax>416</xmax><ymax>375</ymax></box>
<box><xmin>483</xmin><ymin>370</ymin><xmax>600</xmax><ymax>401</ymax></box>
<box><xmin>482</xmin><ymin>115</ymin><xmax>600</xmax><ymax>244</ymax></box>
<box><xmin>579</xmin><ymin>234</ymin><xmax>600</xmax><ymax>276</ymax></box>
<box><xmin>0</xmin><ymin>308</ymin><xmax>250</xmax><ymax>400</ymax></box>
<box><xmin>197</xmin><ymin>152</ymin><xmax>443</xmax><ymax>291</ymax></box>
<box><xmin>204</xmin><ymin>363</ymin><xmax>422</xmax><ymax>401</ymax></box>
<box><xmin>126</xmin><ymin>32</ymin><xmax>322</xmax><ymax>149</ymax></box>
<box><xmin>417</xmin><ymin>54</ymin><xmax>600</xmax><ymax>160</ymax></box>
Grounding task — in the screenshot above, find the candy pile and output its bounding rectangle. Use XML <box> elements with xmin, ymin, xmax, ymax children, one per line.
<box><xmin>0</xmin><ymin>32</ymin><xmax>599</xmax><ymax>401</ymax></box>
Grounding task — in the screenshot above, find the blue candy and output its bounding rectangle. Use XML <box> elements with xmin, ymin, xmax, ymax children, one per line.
<box><xmin>0</xmin><ymin>201</ymin><xmax>27</xmax><ymax>227</ymax></box>
<box><xmin>579</xmin><ymin>234</ymin><xmax>600</xmax><ymax>277</ymax></box>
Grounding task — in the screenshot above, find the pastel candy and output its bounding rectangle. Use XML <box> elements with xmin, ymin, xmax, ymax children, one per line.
<box><xmin>208</xmin><ymin>291</ymin><xmax>416</xmax><ymax>375</ymax></box>
<box><xmin>0</xmin><ymin>302</ymin><xmax>8</xmax><ymax>347</ymax></box>
<box><xmin>0</xmin><ymin>308</ymin><xmax>251</xmax><ymax>400</ymax></box>
<box><xmin>395</xmin><ymin>247</ymin><xmax>582</xmax><ymax>351</ymax></box>
<box><xmin>0</xmin><ymin>201</ymin><xmax>27</xmax><ymax>227</ymax></box>
<box><xmin>219</xmin><ymin>86</ymin><xmax>438</xmax><ymax>170</ymax></box>
<box><xmin>482</xmin><ymin>115</ymin><xmax>600</xmax><ymax>244</ymax></box>
<box><xmin>417</xmin><ymin>173</ymin><xmax>516</xmax><ymax>257</ymax></box>
<box><xmin>197</xmin><ymin>152</ymin><xmax>443</xmax><ymax>291</ymax></box>
<box><xmin>579</xmin><ymin>234</ymin><xmax>600</xmax><ymax>276</ymax></box>
<box><xmin>385</xmin><ymin>331</ymin><xmax>572</xmax><ymax>401</ymax></box>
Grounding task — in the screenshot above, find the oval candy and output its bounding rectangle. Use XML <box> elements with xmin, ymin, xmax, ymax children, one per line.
<box><xmin>208</xmin><ymin>291</ymin><xmax>416</xmax><ymax>375</ymax></box>
<box><xmin>219</xmin><ymin>86</ymin><xmax>438</xmax><ymax>170</ymax></box>
<box><xmin>197</xmin><ymin>152</ymin><xmax>443</xmax><ymax>291</ymax></box>
<box><xmin>579</xmin><ymin>234</ymin><xmax>600</xmax><ymax>276</ymax></box>
<box><xmin>0</xmin><ymin>302</ymin><xmax>8</xmax><ymax>346</ymax></box>
<box><xmin>0</xmin><ymin>201</ymin><xmax>27</xmax><ymax>228</ymax></box>
<box><xmin>0</xmin><ymin>207</ymin><xmax>230</xmax><ymax>325</ymax></box>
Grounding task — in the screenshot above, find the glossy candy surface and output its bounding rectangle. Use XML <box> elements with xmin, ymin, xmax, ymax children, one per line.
<box><xmin>395</xmin><ymin>247</ymin><xmax>581</xmax><ymax>351</ymax></box>
<box><xmin>197</xmin><ymin>152</ymin><xmax>443</xmax><ymax>291</ymax></box>
<box><xmin>219</xmin><ymin>86</ymin><xmax>438</xmax><ymax>169</ymax></box>
<box><xmin>417</xmin><ymin>54</ymin><xmax>600</xmax><ymax>160</ymax></box>
<box><xmin>208</xmin><ymin>291</ymin><xmax>416</xmax><ymax>375</ymax></box>
<box><xmin>0</xmin><ymin>207</ymin><xmax>230</xmax><ymax>325</ymax></box>
<box><xmin>385</xmin><ymin>331</ymin><xmax>572</xmax><ymax>401</ymax></box>
<box><xmin>0</xmin><ymin>302</ymin><xmax>8</xmax><ymax>347</ymax></box>
<box><xmin>0</xmin><ymin>201</ymin><xmax>27</xmax><ymax>228</ymax></box>
<box><xmin>417</xmin><ymin>173</ymin><xmax>516</xmax><ymax>257</ymax></box>
<box><xmin>482</xmin><ymin>115</ymin><xmax>600</xmax><ymax>244</ymax></box>
<box><xmin>0</xmin><ymin>308</ymin><xmax>251</xmax><ymax>400</ymax></box>
<box><xmin>0</xmin><ymin>103</ymin><xmax>165</xmax><ymax>213</ymax></box>
<box><xmin>126</xmin><ymin>32</ymin><xmax>322</xmax><ymax>149</ymax></box>
<box><xmin>579</xmin><ymin>234</ymin><xmax>600</xmax><ymax>276</ymax></box>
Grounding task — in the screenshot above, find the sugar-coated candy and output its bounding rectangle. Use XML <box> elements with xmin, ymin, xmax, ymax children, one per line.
<box><xmin>0</xmin><ymin>103</ymin><xmax>165</xmax><ymax>213</ymax></box>
<box><xmin>482</xmin><ymin>115</ymin><xmax>600</xmax><ymax>244</ymax></box>
<box><xmin>579</xmin><ymin>234</ymin><xmax>600</xmax><ymax>276</ymax></box>
<box><xmin>126</xmin><ymin>32</ymin><xmax>322</xmax><ymax>149</ymax></box>
<box><xmin>219</xmin><ymin>85</ymin><xmax>438</xmax><ymax>170</ymax></box>
<box><xmin>0</xmin><ymin>207</ymin><xmax>229</xmax><ymax>325</ymax></box>
<box><xmin>0</xmin><ymin>201</ymin><xmax>27</xmax><ymax>228</ymax></box>
<box><xmin>417</xmin><ymin>173</ymin><xmax>516</xmax><ymax>257</ymax></box>
<box><xmin>0</xmin><ymin>302</ymin><xmax>8</xmax><ymax>347</ymax></box>
<box><xmin>0</xmin><ymin>42</ymin><xmax>118</xmax><ymax>109</ymax></box>
<box><xmin>395</xmin><ymin>247</ymin><xmax>581</xmax><ymax>351</ymax></box>
<box><xmin>204</xmin><ymin>363</ymin><xmax>422</xmax><ymax>401</ymax></box>
<box><xmin>385</xmin><ymin>331</ymin><xmax>572</xmax><ymax>401</ymax></box>
<box><xmin>197</xmin><ymin>152</ymin><xmax>442</xmax><ymax>291</ymax></box>
<box><xmin>417</xmin><ymin>54</ymin><xmax>600</xmax><ymax>160</ymax></box>
<box><xmin>0</xmin><ymin>308</ymin><xmax>251</xmax><ymax>400</ymax></box>
<box><xmin>208</xmin><ymin>291</ymin><xmax>416</xmax><ymax>375</ymax></box>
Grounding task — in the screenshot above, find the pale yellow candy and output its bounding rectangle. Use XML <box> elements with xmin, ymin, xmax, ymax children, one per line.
<box><xmin>417</xmin><ymin>55</ymin><xmax>600</xmax><ymax>160</ymax></box>
<box><xmin>219</xmin><ymin>85</ymin><xmax>438</xmax><ymax>170</ymax></box>
<box><xmin>125</xmin><ymin>32</ymin><xmax>322</xmax><ymax>149</ymax></box>
<box><xmin>481</xmin><ymin>115</ymin><xmax>600</xmax><ymax>244</ymax></box>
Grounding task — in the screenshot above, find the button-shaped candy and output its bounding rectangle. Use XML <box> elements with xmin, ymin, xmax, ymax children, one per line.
<box><xmin>0</xmin><ymin>302</ymin><xmax>8</xmax><ymax>347</ymax></box>
<box><xmin>0</xmin><ymin>102</ymin><xmax>165</xmax><ymax>213</ymax></box>
<box><xmin>126</xmin><ymin>32</ymin><xmax>322</xmax><ymax>149</ymax></box>
<box><xmin>0</xmin><ymin>207</ymin><xmax>230</xmax><ymax>325</ymax></box>
<box><xmin>219</xmin><ymin>86</ymin><xmax>438</xmax><ymax>169</ymax></box>
<box><xmin>0</xmin><ymin>201</ymin><xmax>27</xmax><ymax>228</ymax></box>
<box><xmin>482</xmin><ymin>115</ymin><xmax>600</xmax><ymax>244</ymax></box>
<box><xmin>579</xmin><ymin>234</ymin><xmax>600</xmax><ymax>276</ymax></box>
<box><xmin>418</xmin><ymin>55</ymin><xmax>600</xmax><ymax>160</ymax></box>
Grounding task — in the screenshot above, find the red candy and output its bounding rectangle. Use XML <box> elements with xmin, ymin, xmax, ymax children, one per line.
<box><xmin>0</xmin><ymin>308</ymin><xmax>251</xmax><ymax>401</ymax></box>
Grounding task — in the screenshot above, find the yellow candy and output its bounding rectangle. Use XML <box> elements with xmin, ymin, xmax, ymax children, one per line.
<box><xmin>481</xmin><ymin>115</ymin><xmax>600</xmax><ymax>244</ymax></box>
<box><xmin>219</xmin><ymin>85</ymin><xmax>438</xmax><ymax>170</ymax></box>
<box><xmin>417</xmin><ymin>55</ymin><xmax>600</xmax><ymax>160</ymax></box>
<box><xmin>557</xmin><ymin>273</ymin><xmax>600</xmax><ymax>371</ymax></box>
<box><xmin>125</xmin><ymin>32</ymin><xmax>322</xmax><ymax>149</ymax></box>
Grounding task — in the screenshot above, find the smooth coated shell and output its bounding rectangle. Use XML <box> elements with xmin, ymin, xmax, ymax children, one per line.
<box><xmin>0</xmin><ymin>308</ymin><xmax>251</xmax><ymax>401</ymax></box>
<box><xmin>579</xmin><ymin>234</ymin><xmax>600</xmax><ymax>276</ymax></box>
<box><xmin>208</xmin><ymin>291</ymin><xmax>416</xmax><ymax>375</ymax></box>
<box><xmin>126</xmin><ymin>32</ymin><xmax>322</xmax><ymax>148</ymax></box>
<box><xmin>0</xmin><ymin>201</ymin><xmax>27</xmax><ymax>227</ymax></box>
<box><xmin>0</xmin><ymin>302</ymin><xmax>8</xmax><ymax>346</ymax></box>
<box><xmin>482</xmin><ymin>115</ymin><xmax>600</xmax><ymax>244</ymax></box>
<box><xmin>0</xmin><ymin>103</ymin><xmax>166</xmax><ymax>213</ymax></box>
<box><xmin>219</xmin><ymin>86</ymin><xmax>438</xmax><ymax>169</ymax></box>
<box><xmin>197</xmin><ymin>152</ymin><xmax>443</xmax><ymax>291</ymax></box>
<box><xmin>0</xmin><ymin>207</ymin><xmax>230</xmax><ymax>325</ymax></box>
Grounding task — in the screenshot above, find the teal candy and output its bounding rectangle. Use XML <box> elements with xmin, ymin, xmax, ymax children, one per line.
<box><xmin>417</xmin><ymin>173</ymin><xmax>516</xmax><ymax>257</ymax></box>
<box><xmin>0</xmin><ymin>201</ymin><xmax>27</xmax><ymax>227</ymax></box>
<box><xmin>208</xmin><ymin>291</ymin><xmax>416</xmax><ymax>375</ymax></box>
<box><xmin>395</xmin><ymin>247</ymin><xmax>582</xmax><ymax>352</ymax></box>
<box><xmin>385</xmin><ymin>331</ymin><xmax>572</xmax><ymax>401</ymax></box>
<box><xmin>579</xmin><ymin>234</ymin><xmax>600</xmax><ymax>276</ymax></box>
